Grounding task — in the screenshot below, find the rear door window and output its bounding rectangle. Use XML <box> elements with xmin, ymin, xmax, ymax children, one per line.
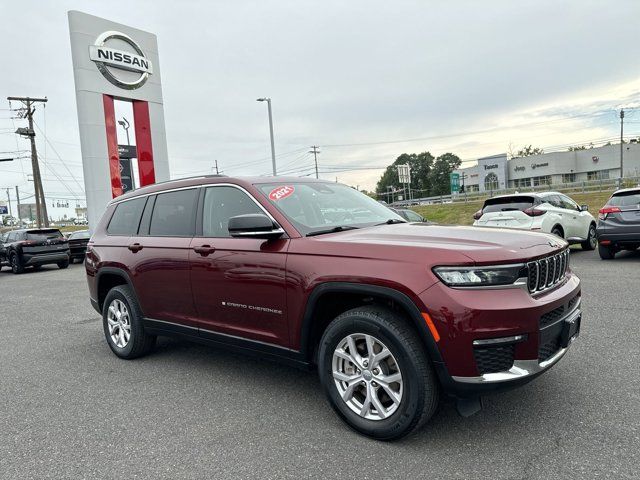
<box><xmin>149</xmin><ymin>189</ymin><xmax>198</xmax><ymax>237</ymax></box>
<box><xmin>107</xmin><ymin>197</ymin><xmax>147</xmax><ymax>235</ymax></box>
<box><xmin>609</xmin><ymin>190</ymin><xmax>640</xmax><ymax>207</ymax></box>
<box><xmin>482</xmin><ymin>196</ymin><xmax>535</xmax><ymax>213</ymax></box>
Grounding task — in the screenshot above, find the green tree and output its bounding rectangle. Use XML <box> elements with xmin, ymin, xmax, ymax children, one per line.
<box><xmin>430</xmin><ymin>153</ymin><xmax>462</xmax><ymax>196</ymax></box>
<box><xmin>515</xmin><ymin>145</ymin><xmax>544</xmax><ymax>157</ymax></box>
<box><xmin>376</xmin><ymin>152</ymin><xmax>435</xmax><ymax>199</ymax></box>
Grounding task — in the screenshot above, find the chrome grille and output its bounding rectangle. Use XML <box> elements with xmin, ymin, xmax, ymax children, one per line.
<box><xmin>527</xmin><ymin>249</ymin><xmax>570</xmax><ymax>294</ymax></box>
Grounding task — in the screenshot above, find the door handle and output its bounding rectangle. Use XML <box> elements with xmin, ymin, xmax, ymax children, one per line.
<box><xmin>128</xmin><ymin>243</ymin><xmax>143</xmax><ymax>253</ymax></box>
<box><xmin>193</xmin><ymin>245</ymin><xmax>215</xmax><ymax>256</ymax></box>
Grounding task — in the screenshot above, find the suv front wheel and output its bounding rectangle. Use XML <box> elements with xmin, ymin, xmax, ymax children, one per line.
<box><xmin>102</xmin><ymin>285</ymin><xmax>156</xmax><ymax>359</ymax></box>
<box><xmin>318</xmin><ymin>306</ymin><xmax>439</xmax><ymax>440</ymax></box>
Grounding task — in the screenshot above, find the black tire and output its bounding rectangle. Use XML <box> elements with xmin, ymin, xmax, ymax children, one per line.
<box><xmin>102</xmin><ymin>285</ymin><xmax>156</xmax><ymax>359</ymax></box>
<box><xmin>10</xmin><ymin>253</ymin><xmax>24</xmax><ymax>274</ymax></box>
<box><xmin>318</xmin><ymin>306</ymin><xmax>439</xmax><ymax>441</ymax></box>
<box><xmin>598</xmin><ymin>244</ymin><xmax>616</xmax><ymax>260</ymax></box>
<box><xmin>581</xmin><ymin>224</ymin><xmax>597</xmax><ymax>251</ymax></box>
<box><xmin>57</xmin><ymin>259</ymin><xmax>70</xmax><ymax>269</ymax></box>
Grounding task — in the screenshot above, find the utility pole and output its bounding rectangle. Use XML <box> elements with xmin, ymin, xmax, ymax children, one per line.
<box><xmin>620</xmin><ymin>109</ymin><xmax>625</xmax><ymax>181</ymax></box>
<box><xmin>214</xmin><ymin>159</ymin><xmax>219</xmax><ymax>174</ymax></box>
<box><xmin>15</xmin><ymin>186</ymin><xmax>21</xmax><ymax>224</ymax></box>
<box><xmin>309</xmin><ymin>146</ymin><xmax>320</xmax><ymax>179</ymax></box>
<box><xmin>8</xmin><ymin>96</ymin><xmax>49</xmax><ymax>228</ymax></box>
<box><xmin>257</xmin><ymin>98</ymin><xmax>277</xmax><ymax>175</ymax></box>
<box><xmin>5</xmin><ymin>188</ymin><xmax>11</xmax><ymax>218</ymax></box>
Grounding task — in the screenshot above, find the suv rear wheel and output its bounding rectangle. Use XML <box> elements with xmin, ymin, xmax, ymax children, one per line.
<box><xmin>598</xmin><ymin>244</ymin><xmax>617</xmax><ymax>260</ymax></box>
<box><xmin>318</xmin><ymin>306</ymin><xmax>439</xmax><ymax>440</ymax></box>
<box><xmin>102</xmin><ymin>285</ymin><xmax>156</xmax><ymax>359</ymax></box>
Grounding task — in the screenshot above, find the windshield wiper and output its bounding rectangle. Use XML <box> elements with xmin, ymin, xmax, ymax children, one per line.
<box><xmin>307</xmin><ymin>226</ymin><xmax>360</xmax><ymax>237</ymax></box>
<box><xmin>375</xmin><ymin>219</ymin><xmax>407</xmax><ymax>226</ymax></box>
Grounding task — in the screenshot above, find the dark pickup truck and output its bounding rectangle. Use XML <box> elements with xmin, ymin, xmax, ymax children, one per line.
<box><xmin>0</xmin><ymin>228</ymin><xmax>70</xmax><ymax>274</ymax></box>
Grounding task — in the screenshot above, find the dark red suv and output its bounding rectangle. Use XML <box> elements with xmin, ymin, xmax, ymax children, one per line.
<box><xmin>86</xmin><ymin>176</ymin><xmax>581</xmax><ymax>439</ymax></box>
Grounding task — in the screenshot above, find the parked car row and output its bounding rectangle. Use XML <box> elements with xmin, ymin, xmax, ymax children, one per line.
<box><xmin>471</xmin><ymin>188</ymin><xmax>640</xmax><ymax>260</ymax></box>
<box><xmin>0</xmin><ymin>228</ymin><xmax>90</xmax><ymax>273</ymax></box>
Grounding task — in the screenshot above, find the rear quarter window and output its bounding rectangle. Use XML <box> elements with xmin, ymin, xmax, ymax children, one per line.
<box><xmin>483</xmin><ymin>196</ymin><xmax>535</xmax><ymax>213</ymax></box>
<box><xmin>107</xmin><ymin>197</ymin><xmax>147</xmax><ymax>235</ymax></box>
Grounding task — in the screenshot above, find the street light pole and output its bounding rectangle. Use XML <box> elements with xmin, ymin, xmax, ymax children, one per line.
<box><xmin>257</xmin><ymin>98</ymin><xmax>277</xmax><ymax>175</ymax></box>
<box><xmin>118</xmin><ymin>117</ymin><xmax>131</xmax><ymax>145</ymax></box>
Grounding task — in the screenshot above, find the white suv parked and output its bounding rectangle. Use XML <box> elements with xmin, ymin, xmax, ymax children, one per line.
<box><xmin>473</xmin><ymin>192</ymin><xmax>597</xmax><ymax>250</ymax></box>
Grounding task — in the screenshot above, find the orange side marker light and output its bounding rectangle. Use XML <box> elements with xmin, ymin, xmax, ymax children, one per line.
<box><xmin>421</xmin><ymin>312</ymin><xmax>440</xmax><ymax>342</ymax></box>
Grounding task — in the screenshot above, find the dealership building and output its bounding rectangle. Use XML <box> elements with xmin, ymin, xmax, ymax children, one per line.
<box><xmin>452</xmin><ymin>142</ymin><xmax>640</xmax><ymax>194</ymax></box>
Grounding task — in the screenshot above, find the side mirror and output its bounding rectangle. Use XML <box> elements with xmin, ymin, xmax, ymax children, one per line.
<box><xmin>580</xmin><ymin>204</ymin><xmax>589</xmax><ymax>212</ymax></box>
<box><xmin>228</xmin><ymin>214</ymin><xmax>284</xmax><ymax>240</ymax></box>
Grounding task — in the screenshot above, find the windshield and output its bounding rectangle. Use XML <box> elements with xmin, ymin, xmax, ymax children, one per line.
<box><xmin>257</xmin><ymin>182</ymin><xmax>404</xmax><ymax>235</ymax></box>
<box><xmin>483</xmin><ymin>196</ymin><xmax>535</xmax><ymax>213</ymax></box>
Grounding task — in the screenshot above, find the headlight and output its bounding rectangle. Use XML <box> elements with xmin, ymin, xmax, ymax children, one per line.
<box><xmin>433</xmin><ymin>264</ymin><xmax>524</xmax><ymax>287</ymax></box>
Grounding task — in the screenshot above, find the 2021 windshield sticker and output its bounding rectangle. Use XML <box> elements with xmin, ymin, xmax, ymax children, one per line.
<box><xmin>269</xmin><ymin>185</ymin><xmax>295</xmax><ymax>201</ymax></box>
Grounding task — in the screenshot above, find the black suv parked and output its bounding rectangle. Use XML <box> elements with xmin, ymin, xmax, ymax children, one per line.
<box><xmin>0</xmin><ymin>229</ymin><xmax>70</xmax><ymax>274</ymax></box>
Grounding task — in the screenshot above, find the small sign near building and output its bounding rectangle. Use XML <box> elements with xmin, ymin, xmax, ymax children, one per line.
<box><xmin>450</xmin><ymin>172</ymin><xmax>460</xmax><ymax>193</ymax></box>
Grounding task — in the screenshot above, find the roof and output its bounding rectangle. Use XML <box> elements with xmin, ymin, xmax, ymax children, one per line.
<box><xmin>110</xmin><ymin>175</ymin><xmax>336</xmax><ymax>204</ymax></box>
<box><xmin>612</xmin><ymin>186</ymin><xmax>640</xmax><ymax>195</ymax></box>
<box><xmin>485</xmin><ymin>191</ymin><xmax>567</xmax><ymax>201</ymax></box>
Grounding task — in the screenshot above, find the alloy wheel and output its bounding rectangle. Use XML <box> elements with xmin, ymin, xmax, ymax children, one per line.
<box><xmin>106</xmin><ymin>299</ymin><xmax>132</xmax><ymax>348</ymax></box>
<box><xmin>332</xmin><ymin>333</ymin><xmax>403</xmax><ymax>420</ymax></box>
<box><xmin>589</xmin><ymin>226</ymin><xmax>597</xmax><ymax>249</ymax></box>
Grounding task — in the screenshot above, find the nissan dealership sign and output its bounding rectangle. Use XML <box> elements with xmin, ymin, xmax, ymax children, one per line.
<box><xmin>89</xmin><ymin>31</ymin><xmax>153</xmax><ymax>89</ymax></box>
<box><xmin>68</xmin><ymin>11</ymin><xmax>169</xmax><ymax>230</ymax></box>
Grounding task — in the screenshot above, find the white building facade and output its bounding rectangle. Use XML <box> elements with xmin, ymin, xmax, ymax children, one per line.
<box><xmin>454</xmin><ymin>143</ymin><xmax>640</xmax><ymax>194</ymax></box>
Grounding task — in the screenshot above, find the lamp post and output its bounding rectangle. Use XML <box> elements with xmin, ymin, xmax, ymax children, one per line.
<box><xmin>257</xmin><ymin>97</ymin><xmax>277</xmax><ymax>175</ymax></box>
<box><xmin>118</xmin><ymin>117</ymin><xmax>131</xmax><ymax>145</ymax></box>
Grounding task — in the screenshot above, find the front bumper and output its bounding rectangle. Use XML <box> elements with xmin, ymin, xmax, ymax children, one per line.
<box><xmin>451</xmin><ymin>304</ymin><xmax>580</xmax><ymax>384</ymax></box>
<box><xmin>418</xmin><ymin>271</ymin><xmax>581</xmax><ymax>397</ymax></box>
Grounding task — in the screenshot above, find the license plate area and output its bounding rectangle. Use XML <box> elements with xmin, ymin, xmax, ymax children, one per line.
<box><xmin>560</xmin><ymin>313</ymin><xmax>581</xmax><ymax>348</ymax></box>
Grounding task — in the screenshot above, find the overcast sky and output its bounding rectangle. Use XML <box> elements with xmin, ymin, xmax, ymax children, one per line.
<box><xmin>1</xmin><ymin>0</ymin><xmax>639</xmax><ymax>218</ymax></box>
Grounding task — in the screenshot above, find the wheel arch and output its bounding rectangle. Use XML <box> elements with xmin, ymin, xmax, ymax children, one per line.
<box><xmin>96</xmin><ymin>267</ymin><xmax>136</xmax><ymax>313</ymax></box>
<box><xmin>551</xmin><ymin>223</ymin><xmax>565</xmax><ymax>238</ymax></box>
<box><xmin>299</xmin><ymin>282</ymin><xmax>445</xmax><ymax>373</ymax></box>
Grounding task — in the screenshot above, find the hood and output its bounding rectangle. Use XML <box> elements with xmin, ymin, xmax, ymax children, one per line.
<box><xmin>304</xmin><ymin>223</ymin><xmax>567</xmax><ymax>264</ymax></box>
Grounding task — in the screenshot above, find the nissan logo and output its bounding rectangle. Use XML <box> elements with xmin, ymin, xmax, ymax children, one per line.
<box><xmin>89</xmin><ymin>31</ymin><xmax>153</xmax><ymax>90</ymax></box>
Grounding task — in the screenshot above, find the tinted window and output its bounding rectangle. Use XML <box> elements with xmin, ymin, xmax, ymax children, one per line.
<box><xmin>403</xmin><ymin>210</ymin><xmax>424</xmax><ymax>222</ymax></box>
<box><xmin>107</xmin><ymin>198</ymin><xmax>146</xmax><ymax>235</ymax></box>
<box><xmin>541</xmin><ymin>195</ymin><xmax>563</xmax><ymax>208</ymax></box>
<box><xmin>559</xmin><ymin>195</ymin><xmax>579</xmax><ymax>210</ymax></box>
<box><xmin>27</xmin><ymin>229</ymin><xmax>63</xmax><ymax>241</ymax></box>
<box><xmin>203</xmin><ymin>186</ymin><xmax>263</xmax><ymax>237</ymax></box>
<box><xmin>149</xmin><ymin>189</ymin><xmax>198</xmax><ymax>237</ymax></box>
<box><xmin>69</xmin><ymin>231</ymin><xmax>91</xmax><ymax>239</ymax></box>
<box><xmin>609</xmin><ymin>190</ymin><xmax>640</xmax><ymax>207</ymax></box>
<box><xmin>483</xmin><ymin>196</ymin><xmax>535</xmax><ymax>213</ymax></box>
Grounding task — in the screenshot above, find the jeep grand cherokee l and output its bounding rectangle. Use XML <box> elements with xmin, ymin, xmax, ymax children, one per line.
<box><xmin>86</xmin><ymin>176</ymin><xmax>582</xmax><ymax>440</ymax></box>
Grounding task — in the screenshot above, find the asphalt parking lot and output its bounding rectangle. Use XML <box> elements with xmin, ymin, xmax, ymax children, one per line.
<box><xmin>1</xmin><ymin>249</ymin><xmax>639</xmax><ymax>480</ymax></box>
